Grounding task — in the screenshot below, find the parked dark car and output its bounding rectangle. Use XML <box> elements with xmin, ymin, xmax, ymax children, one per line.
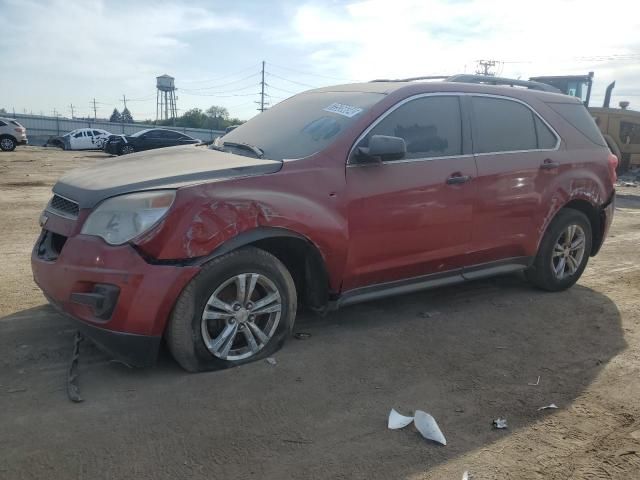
<box><xmin>103</xmin><ymin>128</ymin><xmax>200</xmax><ymax>155</ymax></box>
<box><xmin>33</xmin><ymin>75</ymin><xmax>617</xmax><ymax>372</ymax></box>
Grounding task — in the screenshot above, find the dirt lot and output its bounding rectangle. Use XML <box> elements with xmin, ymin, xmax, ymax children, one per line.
<box><xmin>1</xmin><ymin>146</ymin><xmax>639</xmax><ymax>479</ymax></box>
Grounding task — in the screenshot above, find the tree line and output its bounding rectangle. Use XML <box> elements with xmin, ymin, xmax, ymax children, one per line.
<box><xmin>109</xmin><ymin>105</ymin><xmax>243</xmax><ymax>130</ymax></box>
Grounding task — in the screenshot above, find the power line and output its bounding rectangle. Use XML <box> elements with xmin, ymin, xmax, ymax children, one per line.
<box><xmin>180</xmin><ymin>72</ymin><xmax>261</xmax><ymax>92</ymax></box>
<box><xmin>265</xmin><ymin>72</ymin><xmax>319</xmax><ymax>89</ymax></box>
<box><xmin>180</xmin><ymin>64</ymin><xmax>258</xmax><ymax>84</ymax></box>
<box><xmin>267</xmin><ymin>62</ymin><xmax>358</xmax><ymax>82</ymax></box>
<box><xmin>265</xmin><ymin>83</ymin><xmax>299</xmax><ymax>95</ymax></box>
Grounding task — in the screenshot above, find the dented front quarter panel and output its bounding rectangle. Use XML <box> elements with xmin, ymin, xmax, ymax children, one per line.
<box><xmin>134</xmin><ymin>152</ymin><xmax>349</xmax><ymax>291</ymax></box>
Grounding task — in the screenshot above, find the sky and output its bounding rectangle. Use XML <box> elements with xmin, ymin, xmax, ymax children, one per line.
<box><xmin>1</xmin><ymin>0</ymin><xmax>639</xmax><ymax>122</ymax></box>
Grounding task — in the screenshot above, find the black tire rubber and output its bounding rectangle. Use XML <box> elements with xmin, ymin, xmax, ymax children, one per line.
<box><xmin>525</xmin><ymin>208</ymin><xmax>592</xmax><ymax>292</ymax></box>
<box><xmin>166</xmin><ymin>246</ymin><xmax>297</xmax><ymax>372</ymax></box>
<box><xmin>0</xmin><ymin>136</ymin><xmax>17</xmax><ymax>152</ymax></box>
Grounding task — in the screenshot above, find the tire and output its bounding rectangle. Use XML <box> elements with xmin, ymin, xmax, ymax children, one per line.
<box><xmin>526</xmin><ymin>208</ymin><xmax>592</xmax><ymax>292</ymax></box>
<box><xmin>166</xmin><ymin>246</ymin><xmax>297</xmax><ymax>372</ymax></box>
<box><xmin>120</xmin><ymin>144</ymin><xmax>135</xmax><ymax>155</ymax></box>
<box><xmin>0</xmin><ymin>136</ymin><xmax>17</xmax><ymax>152</ymax></box>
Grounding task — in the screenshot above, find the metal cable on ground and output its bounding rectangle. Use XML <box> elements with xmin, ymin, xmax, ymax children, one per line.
<box><xmin>67</xmin><ymin>331</ymin><xmax>84</xmax><ymax>403</ymax></box>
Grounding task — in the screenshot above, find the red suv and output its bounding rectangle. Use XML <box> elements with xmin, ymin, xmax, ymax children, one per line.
<box><xmin>32</xmin><ymin>75</ymin><xmax>617</xmax><ymax>371</ymax></box>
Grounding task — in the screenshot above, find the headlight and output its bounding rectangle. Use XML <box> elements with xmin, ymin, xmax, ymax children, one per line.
<box><xmin>81</xmin><ymin>190</ymin><xmax>175</xmax><ymax>245</ymax></box>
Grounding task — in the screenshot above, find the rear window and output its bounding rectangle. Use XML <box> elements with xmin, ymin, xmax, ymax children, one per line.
<box><xmin>10</xmin><ymin>120</ymin><xmax>23</xmax><ymax>127</ymax></box>
<box><xmin>547</xmin><ymin>102</ymin><xmax>606</xmax><ymax>146</ymax></box>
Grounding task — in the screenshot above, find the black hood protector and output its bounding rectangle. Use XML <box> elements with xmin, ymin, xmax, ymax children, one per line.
<box><xmin>53</xmin><ymin>145</ymin><xmax>282</xmax><ymax>208</ymax></box>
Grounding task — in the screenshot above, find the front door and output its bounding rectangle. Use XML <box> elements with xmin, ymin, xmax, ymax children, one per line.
<box><xmin>344</xmin><ymin>95</ymin><xmax>477</xmax><ymax>291</ymax></box>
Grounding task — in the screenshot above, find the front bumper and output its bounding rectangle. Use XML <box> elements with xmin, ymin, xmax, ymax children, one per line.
<box><xmin>104</xmin><ymin>141</ymin><xmax>121</xmax><ymax>154</ymax></box>
<box><xmin>32</xmin><ymin>231</ymin><xmax>199</xmax><ymax>366</ymax></box>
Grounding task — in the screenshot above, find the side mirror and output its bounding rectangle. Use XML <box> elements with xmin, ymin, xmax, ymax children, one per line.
<box><xmin>356</xmin><ymin>135</ymin><xmax>406</xmax><ymax>163</ymax></box>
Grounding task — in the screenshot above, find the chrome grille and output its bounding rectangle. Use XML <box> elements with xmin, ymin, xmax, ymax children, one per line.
<box><xmin>48</xmin><ymin>194</ymin><xmax>79</xmax><ymax>218</ymax></box>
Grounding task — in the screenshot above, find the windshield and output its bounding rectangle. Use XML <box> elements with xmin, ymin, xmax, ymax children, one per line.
<box><xmin>217</xmin><ymin>90</ymin><xmax>385</xmax><ymax>160</ymax></box>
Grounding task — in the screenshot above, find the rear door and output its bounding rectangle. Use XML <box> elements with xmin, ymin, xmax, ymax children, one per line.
<box><xmin>466</xmin><ymin>95</ymin><xmax>560</xmax><ymax>266</ymax></box>
<box><xmin>344</xmin><ymin>94</ymin><xmax>477</xmax><ymax>290</ymax></box>
<box><xmin>70</xmin><ymin>130</ymin><xmax>92</xmax><ymax>150</ymax></box>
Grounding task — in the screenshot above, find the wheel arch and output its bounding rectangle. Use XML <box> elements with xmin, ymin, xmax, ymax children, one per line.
<box><xmin>197</xmin><ymin>227</ymin><xmax>331</xmax><ymax>311</ymax></box>
<box><xmin>557</xmin><ymin>199</ymin><xmax>602</xmax><ymax>256</ymax></box>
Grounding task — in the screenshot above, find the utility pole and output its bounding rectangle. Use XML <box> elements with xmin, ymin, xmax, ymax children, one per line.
<box><xmin>92</xmin><ymin>98</ymin><xmax>97</xmax><ymax>120</ymax></box>
<box><xmin>476</xmin><ymin>59</ymin><xmax>498</xmax><ymax>76</ymax></box>
<box><xmin>69</xmin><ymin>103</ymin><xmax>75</xmax><ymax>119</ymax></box>
<box><xmin>259</xmin><ymin>60</ymin><xmax>265</xmax><ymax>112</ymax></box>
<box><xmin>122</xmin><ymin>94</ymin><xmax>127</xmax><ymax>111</ymax></box>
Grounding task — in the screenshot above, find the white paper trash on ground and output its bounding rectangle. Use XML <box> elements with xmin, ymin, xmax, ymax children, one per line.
<box><xmin>388</xmin><ymin>409</ymin><xmax>414</xmax><ymax>429</ymax></box>
<box><xmin>414</xmin><ymin>410</ymin><xmax>447</xmax><ymax>445</ymax></box>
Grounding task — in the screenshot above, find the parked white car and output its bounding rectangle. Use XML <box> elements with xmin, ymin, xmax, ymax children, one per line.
<box><xmin>0</xmin><ymin>117</ymin><xmax>28</xmax><ymax>151</ymax></box>
<box><xmin>47</xmin><ymin>128</ymin><xmax>112</xmax><ymax>150</ymax></box>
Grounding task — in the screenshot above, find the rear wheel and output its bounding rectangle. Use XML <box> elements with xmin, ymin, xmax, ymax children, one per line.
<box><xmin>120</xmin><ymin>144</ymin><xmax>135</xmax><ymax>155</ymax></box>
<box><xmin>166</xmin><ymin>247</ymin><xmax>297</xmax><ymax>372</ymax></box>
<box><xmin>0</xmin><ymin>136</ymin><xmax>16</xmax><ymax>152</ymax></box>
<box><xmin>526</xmin><ymin>209</ymin><xmax>592</xmax><ymax>291</ymax></box>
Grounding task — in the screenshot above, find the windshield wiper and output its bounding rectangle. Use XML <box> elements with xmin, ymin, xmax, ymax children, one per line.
<box><xmin>222</xmin><ymin>141</ymin><xmax>264</xmax><ymax>159</ymax></box>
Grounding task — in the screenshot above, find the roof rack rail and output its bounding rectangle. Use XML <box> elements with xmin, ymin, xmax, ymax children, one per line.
<box><xmin>446</xmin><ymin>74</ymin><xmax>561</xmax><ymax>92</ymax></box>
<box><xmin>370</xmin><ymin>74</ymin><xmax>561</xmax><ymax>93</ymax></box>
<box><xmin>370</xmin><ymin>75</ymin><xmax>450</xmax><ymax>82</ymax></box>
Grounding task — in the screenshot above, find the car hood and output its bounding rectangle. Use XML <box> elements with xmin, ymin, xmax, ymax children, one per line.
<box><xmin>53</xmin><ymin>145</ymin><xmax>282</xmax><ymax>208</ymax></box>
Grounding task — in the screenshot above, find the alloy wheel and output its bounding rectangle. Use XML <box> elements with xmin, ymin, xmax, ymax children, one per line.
<box><xmin>1</xmin><ymin>138</ymin><xmax>14</xmax><ymax>151</ymax></box>
<box><xmin>201</xmin><ymin>273</ymin><xmax>282</xmax><ymax>361</ymax></box>
<box><xmin>551</xmin><ymin>224</ymin><xmax>586</xmax><ymax>280</ymax></box>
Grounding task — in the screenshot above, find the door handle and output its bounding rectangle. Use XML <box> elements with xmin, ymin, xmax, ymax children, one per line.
<box><xmin>540</xmin><ymin>159</ymin><xmax>560</xmax><ymax>170</ymax></box>
<box><xmin>446</xmin><ymin>174</ymin><xmax>472</xmax><ymax>185</ymax></box>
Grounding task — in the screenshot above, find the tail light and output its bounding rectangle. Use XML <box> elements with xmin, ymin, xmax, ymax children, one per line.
<box><xmin>14</xmin><ymin>127</ymin><xmax>25</xmax><ymax>133</ymax></box>
<box><xmin>607</xmin><ymin>153</ymin><xmax>618</xmax><ymax>185</ymax></box>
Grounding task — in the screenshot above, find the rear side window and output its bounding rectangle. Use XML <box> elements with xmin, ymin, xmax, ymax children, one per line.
<box><xmin>547</xmin><ymin>102</ymin><xmax>606</xmax><ymax>146</ymax></box>
<box><xmin>163</xmin><ymin>131</ymin><xmax>182</xmax><ymax>139</ymax></box>
<box><xmin>472</xmin><ymin>97</ymin><xmax>537</xmax><ymax>153</ymax></box>
<box><xmin>361</xmin><ymin>96</ymin><xmax>462</xmax><ymax>159</ymax></box>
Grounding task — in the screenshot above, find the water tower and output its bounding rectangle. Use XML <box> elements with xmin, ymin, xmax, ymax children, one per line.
<box><xmin>156</xmin><ymin>74</ymin><xmax>177</xmax><ymax>123</ymax></box>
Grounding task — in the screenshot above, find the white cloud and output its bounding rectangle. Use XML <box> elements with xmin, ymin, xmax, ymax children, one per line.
<box><xmin>1</xmin><ymin>0</ymin><xmax>252</xmax><ymax>81</ymax></box>
<box><xmin>288</xmin><ymin>0</ymin><xmax>640</xmax><ymax>104</ymax></box>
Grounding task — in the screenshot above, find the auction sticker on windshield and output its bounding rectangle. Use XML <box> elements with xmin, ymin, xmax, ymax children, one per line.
<box><xmin>323</xmin><ymin>103</ymin><xmax>363</xmax><ymax>118</ymax></box>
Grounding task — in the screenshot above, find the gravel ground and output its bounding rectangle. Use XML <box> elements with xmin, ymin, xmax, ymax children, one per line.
<box><xmin>1</xmin><ymin>147</ymin><xmax>639</xmax><ymax>479</ymax></box>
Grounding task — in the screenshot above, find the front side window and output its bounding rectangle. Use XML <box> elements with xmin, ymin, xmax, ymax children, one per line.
<box><xmin>358</xmin><ymin>96</ymin><xmax>463</xmax><ymax>160</ymax></box>
<box><xmin>73</xmin><ymin>131</ymin><xmax>84</xmax><ymax>138</ymax></box>
<box><xmin>93</xmin><ymin>130</ymin><xmax>103</xmax><ymax>136</ymax></box>
<box><xmin>472</xmin><ymin>97</ymin><xmax>538</xmax><ymax>153</ymax></box>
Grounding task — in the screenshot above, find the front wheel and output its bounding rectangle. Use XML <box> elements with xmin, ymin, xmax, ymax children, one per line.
<box><xmin>166</xmin><ymin>247</ymin><xmax>297</xmax><ymax>372</ymax></box>
<box><xmin>526</xmin><ymin>209</ymin><xmax>592</xmax><ymax>291</ymax></box>
<box><xmin>120</xmin><ymin>144</ymin><xmax>135</xmax><ymax>155</ymax></box>
<box><xmin>0</xmin><ymin>136</ymin><xmax>16</xmax><ymax>152</ymax></box>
